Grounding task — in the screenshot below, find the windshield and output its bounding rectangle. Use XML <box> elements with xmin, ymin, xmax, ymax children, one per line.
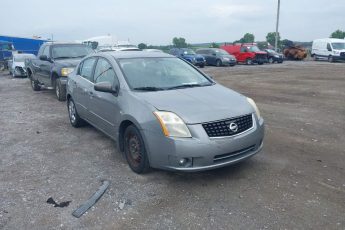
<box><xmin>118</xmin><ymin>57</ymin><xmax>212</xmax><ymax>90</ymax></box>
<box><xmin>215</xmin><ymin>49</ymin><xmax>229</xmax><ymax>55</ymax></box>
<box><xmin>331</xmin><ymin>43</ymin><xmax>345</xmax><ymax>50</ymax></box>
<box><xmin>52</xmin><ymin>45</ymin><xmax>93</xmax><ymax>59</ymax></box>
<box><xmin>248</xmin><ymin>46</ymin><xmax>260</xmax><ymax>52</ymax></box>
<box><xmin>182</xmin><ymin>49</ymin><xmax>196</xmax><ymax>55</ymax></box>
<box><xmin>1</xmin><ymin>43</ymin><xmax>13</xmax><ymax>51</ymax></box>
<box><xmin>14</xmin><ymin>54</ymin><xmax>35</xmax><ymax>62</ymax></box>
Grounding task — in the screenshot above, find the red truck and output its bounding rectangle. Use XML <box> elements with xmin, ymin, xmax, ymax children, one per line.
<box><xmin>221</xmin><ymin>43</ymin><xmax>267</xmax><ymax>65</ymax></box>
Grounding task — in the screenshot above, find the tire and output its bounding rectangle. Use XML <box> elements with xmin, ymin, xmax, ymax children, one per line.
<box><xmin>67</xmin><ymin>98</ymin><xmax>85</xmax><ymax>127</ymax></box>
<box><xmin>199</xmin><ymin>64</ymin><xmax>205</xmax><ymax>68</ymax></box>
<box><xmin>124</xmin><ymin>125</ymin><xmax>150</xmax><ymax>174</ymax></box>
<box><xmin>216</xmin><ymin>59</ymin><xmax>222</xmax><ymax>67</ymax></box>
<box><xmin>56</xmin><ymin>78</ymin><xmax>66</xmax><ymax>101</ymax></box>
<box><xmin>258</xmin><ymin>62</ymin><xmax>264</xmax><ymax>65</ymax></box>
<box><xmin>30</xmin><ymin>77</ymin><xmax>41</xmax><ymax>91</ymax></box>
<box><xmin>246</xmin><ymin>58</ymin><xmax>253</xmax><ymax>65</ymax></box>
<box><xmin>328</xmin><ymin>56</ymin><xmax>334</xmax><ymax>63</ymax></box>
<box><xmin>312</xmin><ymin>54</ymin><xmax>318</xmax><ymax>61</ymax></box>
<box><xmin>268</xmin><ymin>57</ymin><xmax>274</xmax><ymax>64</ymax></box>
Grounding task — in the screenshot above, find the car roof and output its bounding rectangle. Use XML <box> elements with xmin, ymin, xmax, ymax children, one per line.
<box><xmin>102</xmin><ymin>51</ymin><xmax>173</xmax><ymax>59</ymax></box>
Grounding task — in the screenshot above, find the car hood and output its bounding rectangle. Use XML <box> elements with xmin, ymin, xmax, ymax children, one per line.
<box><xmin>13</xmin><ymin>61</ymin><xmax>25</xmax><ymax>67</ymax></box>
<box><xmin>136</xmin><ymin>84</ymin><xmax>253</xmax><ymax>124</ymax></box>
<box><xmin>54</xmin><ymin>58</ymin><xmax>82</xmax><ymax>67</ymax></box>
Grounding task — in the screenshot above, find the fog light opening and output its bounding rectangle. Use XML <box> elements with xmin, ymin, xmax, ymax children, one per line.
<box><xmin>178</xmin><ymin>158</ymin><xmax>192</xmax><ymax>167</ymax></box>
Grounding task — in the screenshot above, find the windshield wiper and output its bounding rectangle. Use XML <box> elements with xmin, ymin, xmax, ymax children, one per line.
<box><xmin>54</xmin><ymin>56</ymin><xmax>73</xmax><ymax>59</ymax></box>
<box><xmin>71</xmin><ymin>55</ymin><xmax>86</xmax><ymax>58</ymax></box>
<box><xmin>133</xmin><ymin>86</ymin><xmax>166</xmax><ymax>91</ymax></box>
<box><xmin>167</xmin><ymin>83</ymin><xmax>211</xmax><ymax>90</ymax></box>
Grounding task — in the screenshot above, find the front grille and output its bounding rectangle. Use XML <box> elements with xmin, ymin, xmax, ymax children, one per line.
<box><xmin>340</xmin><ymin>52</ymin><xmax>345</xmax><ymax>57</ymax></box>
<box><xmin>196</xmin><ymin>58</ymin><xmax>204</xmax><ymax>62</ymax></box>
<box><xmin>214</xmin><ymin>145</ymin><xmax>255</xmax><ymax>163</ymax></box>
<box><xmin>202</xmin><ymin>114</ymin><xmax>253</xmax><ymax>137</ymax></box>
<box><xmin>255</xmin><ymin>54</ymin><xmax>268</xmax><ymax>61</ymax></box>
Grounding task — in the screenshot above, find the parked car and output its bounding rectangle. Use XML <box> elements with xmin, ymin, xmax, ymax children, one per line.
<box><xmin>26</xmin><ymin>42</ymin><xmax>94</xmax><ymax>101</ymax></box>
<box><xmin>170</xmin><ymin>48</ymin><xmax>206</xmax><ymax>67</ymax></box>
<box><xmin>66</xmin><ymin>51</ymin><xmax>265</xmax><ymax>174</ymax></box>
<box><xmin>8</xmin><ymin>53</ymin><xmax>36</xmax><ymax>77</ymax></box>
<box><xmin>264</xmin><ymin>49</ymin><xmax>284</xmax><ymax>64</ymax></box>
<box><xmin>311</xmin><ymin>38</ymin><xmax>345</xmax><ymax>62</ymax></box>
<box><xmin>221</xmin><ymin>43</ymin><xmax>267</xmax><ymax>65</ymax></box>
<box><xmin>196</xmin><ymin>48</ymin><xmax>237</xmax><ymax>67</ymax></box>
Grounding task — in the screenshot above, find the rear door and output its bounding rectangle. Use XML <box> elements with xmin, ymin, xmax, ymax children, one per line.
<box><xmin>88</xmin><ymin>57</ymin><xmax>120</xmax><ymax>138</ymax></box>
<box><xmin>74</xmin><ymin>57</ymin><xmax>97</xmax><ymax>118</ymax></box>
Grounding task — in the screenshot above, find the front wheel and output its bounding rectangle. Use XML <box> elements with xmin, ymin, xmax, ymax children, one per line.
<box><xmin>31</xmin><ymin>78</ymin><xmax>41</xmax><ymax>91</ymax></box>
<box><xmin>328</xmin><ymin>56</ymin><xmax>334</xmax><ymax>63</ymax></box>
<box><xmin>55</xmin><ymin>78</ymin><xmax>66</xmax><ymax>101</ymax></box>
<box><xmin>124</xmin><ymin>125</ymin><xmax>150</xmax><ymax>174</ymax></box>
<box><xmin>246</xmin><ymin>58</ymin><xmax>253</xmax><ymax>65</ymax></box>
<box><xmin>216</xmin><ymin>59</ymin><xmax>222</xmax><ymax>67</ymax></box>
<box><xmin>268</xmin><ymin>57</ymin><xmax>274</xmax><ymax>64</ymax></box>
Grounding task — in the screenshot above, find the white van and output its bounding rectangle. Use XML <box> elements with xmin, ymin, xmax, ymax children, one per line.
<box><xmin>311</xmin><ymin>38</ymin><xmax>345</xmax><ymax>62</ymax></box>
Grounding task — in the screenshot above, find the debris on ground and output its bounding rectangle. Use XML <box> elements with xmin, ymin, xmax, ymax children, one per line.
<box><xmin>46</xmin><ymin>197</ymin><xmax>71</xmax><ymax>208</ymax></box>
<box><xmin>72</xmin><ymin>180</ymin><xmax>110</xmax><ymax>218</ymax></box>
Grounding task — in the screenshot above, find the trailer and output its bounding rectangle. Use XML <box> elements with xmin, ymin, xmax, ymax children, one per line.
<box><xmin>0</xmin><ymin>35</ymin><xmax>47</xmax><ymax>55</ymax></box>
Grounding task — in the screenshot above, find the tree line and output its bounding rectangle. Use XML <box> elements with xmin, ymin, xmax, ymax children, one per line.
<box><xmin>137</xmin><ymin>29</ymin><xmax>344</xmax><ymax>51</ymax></box>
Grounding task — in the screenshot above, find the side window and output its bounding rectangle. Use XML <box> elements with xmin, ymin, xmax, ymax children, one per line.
<box><xmin>79</xmin><ymin>58</ymin><xmax>96</xmax><ymax>81</ymax></box>
<box><xmin>240</xmin><ymin>47</ymin><xmax>247</xmax><ymax>53</ymax></box>
<box><xmin>327</xmin><ymin>43</ymin><xmax>332</xmax><ymax>51</ymax></box>
<box><xmin>94</xmin><ymin>58</ymin><xmax>117</xmax><ymax>85</ymax></box>
<box><xmin>42</xmin><ymin>46</ymin><xmax>50</xmax><ymax>57</ymax></box>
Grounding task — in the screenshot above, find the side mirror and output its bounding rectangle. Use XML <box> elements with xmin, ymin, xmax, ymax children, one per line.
<box><xmin>39</xmin><ymin>55</ymin><xmax>49</xmax><ymax>61</ymax></box>
<box><xmin>94</xmin><ymin>81</ymin><xmax>118</xmax><ymax>94</ymax></box>
<box><xmin>327</xmin><ymin>47</ymin><xmax>332</xmax><ymax>52</ymax></box>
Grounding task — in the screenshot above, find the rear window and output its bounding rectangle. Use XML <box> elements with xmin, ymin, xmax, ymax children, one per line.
<box><xmin>52</xmin><ymin>45</ymin><xmax>93</xmax><ymax>59</ymax></box>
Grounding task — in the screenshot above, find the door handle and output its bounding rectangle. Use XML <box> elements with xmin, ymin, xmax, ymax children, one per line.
<box><xmin>88</xmin><ymin>91</ymin><xmax>94</xmax><ymax>97</ymax></box>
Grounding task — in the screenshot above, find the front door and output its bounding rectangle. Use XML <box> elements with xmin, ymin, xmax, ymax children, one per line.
<box><xmin>88</xmin><ymin>57</ymin><xmax>119</xmax><ymax>138</ymax></box>
<box><xmin>38</xmin><ymin>46</ymin><xmax>52</xmax><ymax>86</ymax></box>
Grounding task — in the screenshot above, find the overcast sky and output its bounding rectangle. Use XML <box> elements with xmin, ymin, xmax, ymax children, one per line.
<box><xmin>1</xmin><ymin>0</ymin><xmax>344</xmax><ymax>45</ymax></box>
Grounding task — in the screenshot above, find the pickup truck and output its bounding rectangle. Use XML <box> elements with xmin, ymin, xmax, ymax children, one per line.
<box><xmin>26</xmin><ymin>42</ymin><xmax>93</xmax><ymax>101</ymax></box>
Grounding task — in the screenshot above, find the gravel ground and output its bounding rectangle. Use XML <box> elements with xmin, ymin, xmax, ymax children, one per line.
<box><xmin>0</xmin><ymin>61</ymin><xmax>344</xmax><ymax>230</ymax></box>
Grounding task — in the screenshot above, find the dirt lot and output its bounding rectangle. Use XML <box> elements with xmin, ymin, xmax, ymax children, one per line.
<box><xmin>0</xmin><ymin>61</ymin><xmax>344</xmax><ymax>230</ymax></box>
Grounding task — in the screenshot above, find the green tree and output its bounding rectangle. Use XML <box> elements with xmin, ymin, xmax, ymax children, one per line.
<box><xmin>242</xmin><ymin>33</ymin><xmax>255</xmax><ymax>43</ymax></box>
<box><xmin>172</xmin><ymin>37</ymin><xmax>188</xmax><ymax>48</ymax></box>
<box><xmin>330</xmin><ymin>30</ymin><xmax>345</xmax><ymax>39</ymax></box>
<box><xmin>266</xmin><ymin>32</ymin><xmax>281</xmax><ymax>46</ymax></box>
<box><xmin>138</xmin><ymin>43</ymin><xmax>147</xmax><ymax>50</ymax></box>
<box><xmin>209</xmin><ymin>42</ymin><xmax>220</xmax><ymax>48</ymax></box>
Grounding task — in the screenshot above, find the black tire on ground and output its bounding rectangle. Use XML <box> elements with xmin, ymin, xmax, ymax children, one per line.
<box><xmin>328</xmin><ymin>56</ymin><xmax>334</xmax><ymax>63</ymax></box>
<box><xmin>56</xmin><ymin>78</ymin><xmax>66</xmax><ymax>101</ymax></box>
<box><xmin>67</xmin><ymin>98</ymin><xmax>85</xmax><ymax>127</ymax></box>
<box><xmin>124</xmin><ymin>125</ymin><xmax>150</xmax><ymax>174</ymax></box>
<box><xmin>199</xmin><ymin>64</ymin><xmax>205</xmax><ymax>68</ymax></box>
<box><xmin>30</xmin><ymin>77</ymin><xmax>41</xmax><ymax>91</ymax></box>
<box><xmin>258</xmin><ymin>62</ymin><xmax>264</xmax><ymax>65</ymax></box>
<box><xmin>268</xmin><ymin>57</ymin><xmax>274</xmax><ymax>64</ymax></box>
<box><xmin>246</xmin><ymin>58</ymin><xmax>253</xmax><ymax>65</ymax></box>
<box><xmin>216</xmin><ymin>59</ymin><xmax>222</xmax><ymax>67</ymax></box>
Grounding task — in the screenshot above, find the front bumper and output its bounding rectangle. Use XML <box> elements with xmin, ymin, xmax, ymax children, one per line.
<box><xmin>143</xmin><ymin>114</ymin><xmax>264</xmax><ymax>172</ymax></box>
<box><xmin>222</xmin><ymin>59</ymin><xmax>237</xmax><ymax>66</ymax></box>
<box><xmin>13</xmin><ymin>66</ymin><xmax>27</xmax><ymax>76</ymax></box>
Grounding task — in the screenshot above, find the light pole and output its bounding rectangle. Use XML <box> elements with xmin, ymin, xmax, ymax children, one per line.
<box><xmin>275</xmin><ymin>0</ymin><xmax>280</xmax><ymax>51</ymax></box>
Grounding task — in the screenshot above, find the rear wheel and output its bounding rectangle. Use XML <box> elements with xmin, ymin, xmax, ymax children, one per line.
<box><xmin>124</xmin><ymin>125</ymin><xmax>150</xmax><ymax>174</ymax></box>
<box><xmin>55</xmin><ymin>78</ymin><xmax>66</xmax><ymax>101</ymax></box>
<box><xmin>216</xmin><ymin>59</ymin><xmax>222</xmax><ymax>67</ymax></box>
<box><xmin>68</xmin><ymin>98</ymin><xmax>85</xmax><ymax>127</ymax></box>
<box><xmin>246</xmin><ymin>58</ymin><xmax>253</xmax><ymax>65</ymax></box>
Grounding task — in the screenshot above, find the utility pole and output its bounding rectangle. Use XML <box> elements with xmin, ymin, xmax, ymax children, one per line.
<box><xmin>275</xmin><ymin>0</ymin><xmax>280</xmax><ymax>51</ymax></box>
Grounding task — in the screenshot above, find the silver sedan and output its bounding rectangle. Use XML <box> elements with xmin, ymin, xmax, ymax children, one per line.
<box><xmin>66</xmin><ymin>51</ymin><xmax>264</xmax><ymax>174</ymax></box>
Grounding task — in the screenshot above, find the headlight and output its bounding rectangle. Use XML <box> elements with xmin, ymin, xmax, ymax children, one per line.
<box><xmin>274</xmin><ymin>55</ymin><xmax>280</xmax><ymax>58</ymax></box>
<box><xmin>153</xmin><ymin>111</ymin><xmax>192</xmax><ymax>138</ymax></box>
<box><xmin>223</xmin><ymin>57</ymin><xmax>230</xmax><ymax>61</ymax></box>
<box><xmin>246</xmin><ymin>97</ymin><xmax>261</xmax><ymax>119</ymax></box>
<box><xmin>61</xmin><ymin>67</ymin><xmax>74</xmax><ymax>77</ymax></box>
<box><xmin>333</xmin><ymin>50</ymin><xmax>340</xmax><ymax>55</ymax></box>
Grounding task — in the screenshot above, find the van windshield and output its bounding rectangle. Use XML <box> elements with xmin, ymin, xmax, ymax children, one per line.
<box><xmin>332</xmin><ymin>43</ymin><xmax>345</xmax><ymax>50</ymax></box>
<box><xmin>247</xmin><ymin>46</ymin><xmax>260</xmax><ymax>52</ymax></box>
